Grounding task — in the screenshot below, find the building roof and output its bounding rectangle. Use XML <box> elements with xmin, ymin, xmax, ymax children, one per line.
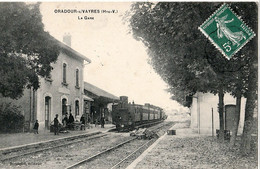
<box><xmin>54</xmin><ymin>38</ymin><xmax>91</xmax><ymax>63</ymax></box>
<box><xmin>84</xmin><ymin>82</ymin><xmax>119</xmax><ymax>101</ymax></box>
<box><xmin>83</xmin><ymin>95</ymin><xmax>94</xmax><ymax>101</ymax></box>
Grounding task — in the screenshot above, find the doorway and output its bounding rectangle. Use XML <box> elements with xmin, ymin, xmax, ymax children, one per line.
<box><xmin>62</xmin><ymin>98</ymin><xmax>67</xmax><ymax>116</ymax></box>
<box><xmin>225</xmin><ymin>104</ymin><xmax>236</xmax><ymax>131</ymax></box>
<box><xmin>45</xmin><ymin>96</ymin><xmax>51</xmax><ymax>129</ymax></box>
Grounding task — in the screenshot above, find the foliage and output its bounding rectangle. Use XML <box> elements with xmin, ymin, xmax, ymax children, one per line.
<box><xmin>128</xmin><ymin>2</ymin><xmax>257</xmax><ymax>107</ymax></box>
<box><xmin>0</xmin><ymin>2</ymin><xmax>60</xmax><ymax>99</ymax></box>
<box><xmin>0</xmin><ymin>102</ymin><xmax>24</xmax><ymax>133</ymax></box>
<box><xmin>128</xmin><ymin>2</ymin><xmax>257</xmax><ymax>151</ymax></box>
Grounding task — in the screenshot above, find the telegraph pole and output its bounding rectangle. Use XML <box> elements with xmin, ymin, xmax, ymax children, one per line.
<box><xmin>212</xmin><ymin>108</ymin><xmax>214</xmax><ymax>137</ymax></box>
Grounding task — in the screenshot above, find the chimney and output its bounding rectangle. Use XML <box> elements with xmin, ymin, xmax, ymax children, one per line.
<box><xmin>120</xmin><ymin>96</ymin><xmax>128</xmax><ymax>104</ymax></box>
<box><xmin>63</xmin><ymin>33</ymin><xmax>71</xmax><ymax>47</ymax></box>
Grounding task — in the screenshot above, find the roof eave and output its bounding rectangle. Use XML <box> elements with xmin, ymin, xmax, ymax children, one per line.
<box><xmin>55</xmin><ymin>39</ymin><xmax>91</xmax><ymax>63</ymax></box>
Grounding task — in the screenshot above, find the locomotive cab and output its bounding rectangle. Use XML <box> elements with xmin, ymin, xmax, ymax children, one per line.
<box><xmin>112</xmin><ymin>96</ymin><xmax>135</xmax><ymax>131</ymax></box>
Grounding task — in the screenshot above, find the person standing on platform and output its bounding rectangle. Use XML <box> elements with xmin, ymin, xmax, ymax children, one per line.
<box><xmin>62</xmin><ymin>113</ymin><xmax>69</xmax><ymax>128</ymax></box>
<box><xmin>54</xmin><ymin>114</ymin><xmax>60</xmax><ymax>135</ymax></box>
<box><xmin>101</xmin><ymin>116</ymin><xmax>105</xmax><ymax>128</ymax></box>
<box><xmin>33</xmin><ymin>120</ymin><xmax>39</xmax><ymax>134</ymax></box>
<box><xmin>80</xmin><ymin>115</ymin><xmax>85</xmax><ymax>130</ymax></box>
<box><xmin>95</xmin><ymin>118</ymin><xmax>98</xmax><ymax>127</ymax></box>
<box><xmin>68</xmin><ymin>113</ymin><xmax>75</xmax><ymax>130</ymax></box>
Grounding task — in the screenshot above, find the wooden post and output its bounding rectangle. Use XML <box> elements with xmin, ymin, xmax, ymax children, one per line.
<box><xmin>197</xmin><ymin>93</ymin><xmax>200</xmax><ymax>134</ymax></box>
<box><xmin>212</xmin><ymin>108</ymin><xmax>214</xmax><ymax>137</ymax></box>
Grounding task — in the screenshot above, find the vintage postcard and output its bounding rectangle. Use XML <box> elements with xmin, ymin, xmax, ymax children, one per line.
<box><xmin>0</xmin><ymin>2</ymin><xmax>258</xmax><ymax>169</ymax></box>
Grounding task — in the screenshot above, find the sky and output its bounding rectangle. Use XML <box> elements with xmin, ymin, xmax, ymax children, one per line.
<box><xmin>40</xmin><ymin>2</ymin><xmax>187</xmax><ymax>113</ymax></box>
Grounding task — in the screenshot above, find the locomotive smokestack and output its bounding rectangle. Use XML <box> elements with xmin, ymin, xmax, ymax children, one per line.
<box><xmin>120</xmin><ymin>96</ymin><xmax>128</xmax><ymax>103</ymax></box>
<box><xmin>120</xmin><ymin>96</ymin><xmax>128</xmax><ymax>108</ymax></box>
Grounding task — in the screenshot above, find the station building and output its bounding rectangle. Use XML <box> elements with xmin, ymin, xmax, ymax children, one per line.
<box><xmin>84</xmin><ymin>82</ymin><xmax>119</xmax><ymax>124</ymax></box>
<box><xmin>1</xmin><ymin>35</ymin><xmax>91</xmax><ymax>131</ymax></box>
<box><xmin>190</xmin><ymin>92</ymin><xmax>257</xmax><ymax>135</ymax></box>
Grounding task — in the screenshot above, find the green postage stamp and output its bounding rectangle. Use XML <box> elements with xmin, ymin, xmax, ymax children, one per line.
<box><xmin>199</xmin><ymin>4</ymin><xmax>255</xmax><ymax>60</ymax></box>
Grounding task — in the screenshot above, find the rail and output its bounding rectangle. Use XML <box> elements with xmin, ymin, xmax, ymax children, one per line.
<box><xmin>66</xmin><ymin>137</ymin><xmax>137</xmax><ymax>169</ymax></box>
<box><xmin>110</xmin><ymin>139</ymin><xmax>153</xmax><ymax>169</ymax></box>
<box><xmin>1</xmin><ymin>133</ymin><xmax>107</xmax><ymax>162</ymax></box>
<box><xmin>66</xmin><ymin>122</ymin><xmax>174</xmax><ymax>169</ymax></box>
<box><xmin>136</xmin><ymin>120</ymin><xmax>163</xmax><ymax>129</ymax></box>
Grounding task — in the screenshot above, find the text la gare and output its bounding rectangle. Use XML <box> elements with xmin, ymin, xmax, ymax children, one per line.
<box><xmin>78</xmin><ymin>16</ymin><xmax>94</xmax><ymax>20</ymax></box>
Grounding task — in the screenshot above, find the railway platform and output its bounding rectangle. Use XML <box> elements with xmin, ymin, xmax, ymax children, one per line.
<box><xmin>126</xmin><ymin>122</ymin><xmax>199</xmax><ymax>169</ymax></box>
<box><xmin>127</xmin><ymin>121</ymin><xmax>257</xmax><ymax>169</ymax></box>
<box><xmin>0</xmin><ymin>124</ymin><xmax>115</xmax><ymax>151</ymax></box>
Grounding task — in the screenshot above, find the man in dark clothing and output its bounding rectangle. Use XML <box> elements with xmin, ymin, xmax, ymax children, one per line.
<box><xmin>68</xmin><ymin>113</ymin><xmax>75</xmax><ymax>130</ymax></box>
<box><xmin>54</xmin><ymin>114</ymin><xmax>60</xmax><ymax>135</ymax></box>
<box><xmin>80</xmin><ymin>115</ymin><xmax>85</xmax><ymax>130</ymax></box>
<box><xmin>101</xmin><ymin>116</ymin><xmax>105</xmax><ymax>128</ymax></box>
<box><xmin>68</xmin><ymin>113</ymin><xmax>74</xmax><ymax>123</ymax></box>
<box><xmin>33</xmin><ymin>120</ymin><xmax>39</xmax><ymax>134</ymax></box>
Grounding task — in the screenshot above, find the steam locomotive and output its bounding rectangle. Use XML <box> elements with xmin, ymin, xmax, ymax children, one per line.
<box><xmin>112</xmin><ymin>96</ymin><xmax>166</xmax><ymax>131</ymax></box>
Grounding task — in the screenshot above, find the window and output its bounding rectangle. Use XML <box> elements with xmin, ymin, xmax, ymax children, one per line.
<box><xmin>75</xmin><ymin>100</ymin><xmax>79</xmax><ymax>116</ymax></box>
<box><xmin>63</xmin><ymin>63</ymin><xmax>67</xmax><ymax>84</ymax></box>
<box><xmin>62</xmin><ymin>98</ymin><xmax>67</xmax><ymax>116</ymax></box>
<box><xmin>76</xmin><ymin>69</ymin><xmax>79</xmax><ymax>88</ymax></box>
<box><xmin>45</xmin><ymin>74</ymin><xmax>53</xmax><ymax>82</ymax></box>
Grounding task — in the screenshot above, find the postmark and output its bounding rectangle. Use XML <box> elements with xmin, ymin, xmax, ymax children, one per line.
<box><xmin>199</xmin><ymin>4</ymin><xmax>255</xmax><ymax>60</ymax></box>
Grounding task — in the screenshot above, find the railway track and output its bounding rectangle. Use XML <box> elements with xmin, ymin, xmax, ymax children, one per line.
<box><xmin>0</xmin><ymin>121</ymin><xmax>174</xmax><ymax>169</ymax></box>
<box><xmin>110</xmin><ymin>139</ymin><xmax>154</xmax><ymax>169</ymax></box>
<box><xmin>135</xmin><ymin>120</ymin><xmax>163</xmax><ymax>129</ymax></box>
<box><xmin>0</xmin><ymin>132</ymin><xmax>107</xmax><ymax>162</ymax></box>
<box><xmin>0</xmin><ymin>132</ymin><xmax>137</xmax><ymax>169</ymax></box>
<box><xmin>65</xmin><ymin>137</ymin><xmax>137</xmax><ymax>169</ymax></box>
<box><xmin>66</xmin><ymin>121</ymin><xmax>174</xmax><ymax>169</ymax></box>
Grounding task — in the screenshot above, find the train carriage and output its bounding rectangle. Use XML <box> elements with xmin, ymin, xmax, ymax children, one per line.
<box><xmin>112</xmin><ymin>96</ymin><xmax>166</xmax><ymax>131</ymax></box>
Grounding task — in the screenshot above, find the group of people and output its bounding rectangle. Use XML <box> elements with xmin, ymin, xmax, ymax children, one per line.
<box><xmin>32</xmin><ymin>113</ymin><xmax>106</xmax><ymax>135</ymax></box>
<box><xmin>94</xmin><ymin>116</ymin><xmax>105</xmax><ymax>128</ymax></box>
<box><xmin>62</xmin><ymin>113</ymin><xmax>75</xmax><ymax>130</ymax></box>
<box><xmin>33</xmin><ymin>114</ymin><xmax>64</xmax><ymax>135</ymax></box>
<box><xmin>53</xmin><ymin>113</ymin><xmax>73</xmax><ymax>135</ymax></box>
<box><xmin>33</xmin><ymin>113</ymin><xmax>78</xmax><ymax>135</ymax></box>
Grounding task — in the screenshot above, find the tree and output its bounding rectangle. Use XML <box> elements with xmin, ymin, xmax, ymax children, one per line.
<box><xmin>228</xmin><ymin>57</ymin><xmax>249</xmax><ymax>146</ymax></box>
<box><xmin>128</xmin><ymin>2</ymin><xmax>231</xmax><ymax>140</ymax></box>
<box><xmin>128</xmin><ymin>2</ymin><xmax>257</xmax><ymax>149</ymax></box>
<box><xmin>0</xmin><ymin>102</ymin><xmax>24</xmax><ymax>133</ymax></box>
<box><xmin>0</xmin><ymin>2</ymin><xmax>60</xmax><ymax>99</ymax></box>
<box><xmin>227</xmin><ymin>3</ymin><xmax>258</xmax><ymax>154</ymax></box>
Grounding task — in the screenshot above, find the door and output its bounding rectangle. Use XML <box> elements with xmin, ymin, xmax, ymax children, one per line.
<box><xmin>62</xmin><ymin>98</ymin><xmax>67</xmax><ymax>116</ymax></box>
<box><xmin>225</xmin><ymin>105</ymin><xmax>236</xmax><ymax>131</ymax></box>
<box><xmin>45</xmin><ymin>96</ymin><xmax>51</xmax><ymax>130</ymax></box>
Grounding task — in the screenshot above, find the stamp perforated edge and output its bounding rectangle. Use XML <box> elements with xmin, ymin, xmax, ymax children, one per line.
<box><xmin>226</xmin><ymin>3</ymin><xmax>256</xmax><ymax>58</ymax></box>
<box><xmin>198</xmin><ymin>3</ymin><xmax>256</xmax><ymax>60</ymax></box>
